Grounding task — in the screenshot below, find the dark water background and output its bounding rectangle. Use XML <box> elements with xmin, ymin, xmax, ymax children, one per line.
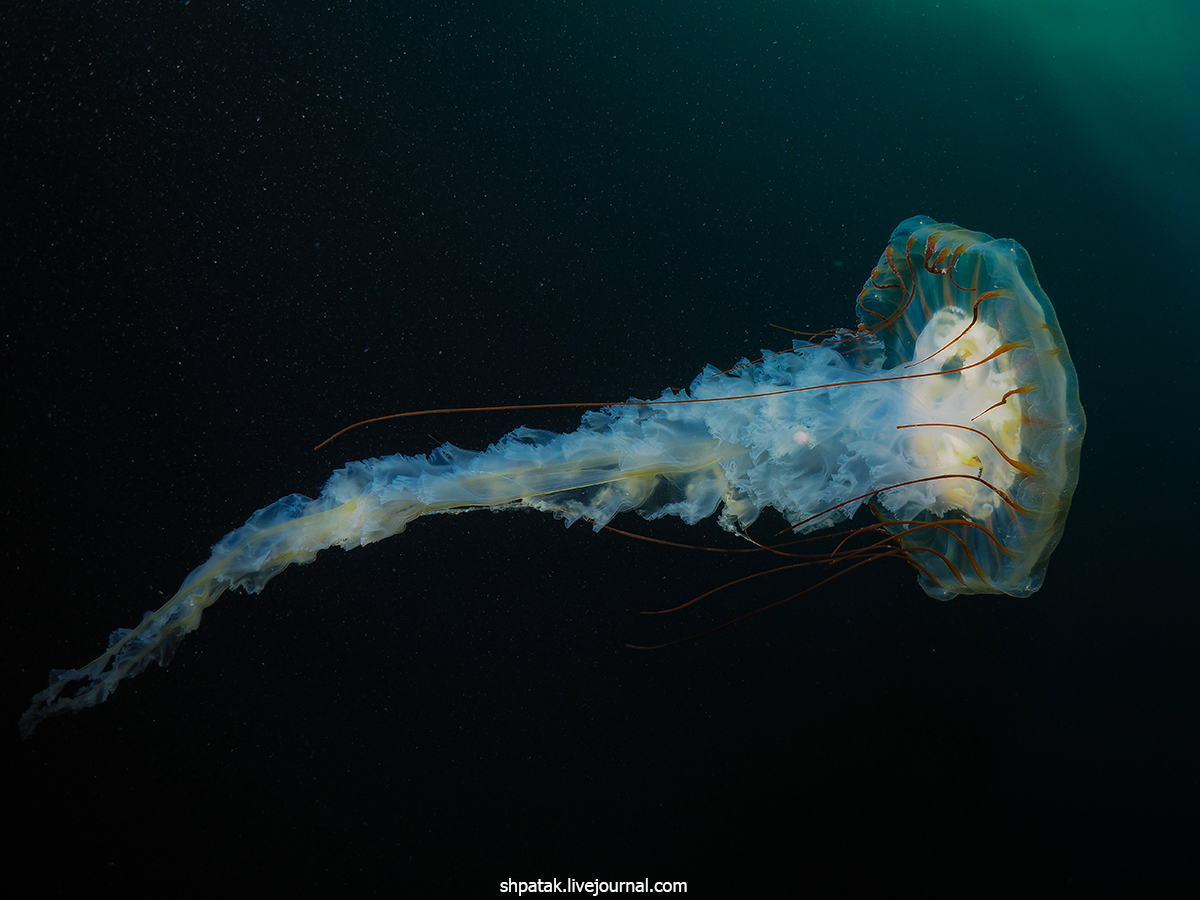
<box><xmin>4</xmin><ymin>1</ymin><xmax>1196</xmax><ymax>894</ymax></box>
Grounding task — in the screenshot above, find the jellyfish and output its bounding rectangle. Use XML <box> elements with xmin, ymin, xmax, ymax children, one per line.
<box><xmin>19</xmin><ymin>216</ymin><xmax>1085</xmax><ymax>737</ymax></box>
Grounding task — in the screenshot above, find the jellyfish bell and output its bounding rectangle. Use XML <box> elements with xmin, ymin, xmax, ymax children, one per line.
<box><xmin>854</xmin><ymin>216</ymin><xmax>1086</xmax><ymax>598</ymax></box>
<box><xmin>19</xmin><ymin>216</ymin><xmax>1084</xmax><ymax>736</ymax></box>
